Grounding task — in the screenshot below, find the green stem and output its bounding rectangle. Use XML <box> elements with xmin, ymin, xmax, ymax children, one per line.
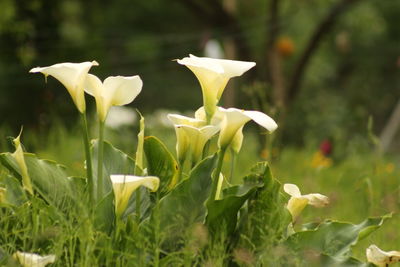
<box><xmin>97</xmin><ymin>120</ymin><xmax>105</xmax><ymax>201</ymax></box>
<box><xmin>153</xmin><ymin>192</ymin><xmax>160</xmax><ymax>267</ymax></box>
<box><xmin>210</xmin><ymin>147</ymin><xmax>227</xmax><ymax>200</ymax></box>
<box><xmin>228</xmin><ymin>149</ymin><xmax>236</xmax><ymax>184</ymax></box>
<box><xmin>81</xmin><ymin>113</ymin><xmax>94</xmax><ymax>203</ymax></box>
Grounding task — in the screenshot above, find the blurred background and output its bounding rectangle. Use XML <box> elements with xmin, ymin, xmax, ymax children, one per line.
<box><xmin>0</xmin><ymin>0</ymin><xmax>400</xmax><ymax>152</ymax></box>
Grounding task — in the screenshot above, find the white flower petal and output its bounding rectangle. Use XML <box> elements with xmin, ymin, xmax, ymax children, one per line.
<box><xmin>103</xmin><ymin>75</ymin><xmax>142</xmax><ymax>106</ymax></box>
<box><xmin>243</xmin><ymin>110</ymin><xmax>278</xmax><ymax>132</ymax></box>
<box><xmin>283</xmin><ymin>184</ymin><xmax>302</xmax><ymax>197</ymax></box>
<box><xmin>13</xmin><ymin>251</ymin><xmax>56</xmax><ymax>267</ymax></box>
<box><xmin>167</xmin><ymin>113</ymin><xmax>205</xmax><ymax>127</ymax></box>
<box><xmin>177</xmin><ymin>54</ymin><xmax>255</xmax><ymax>119</ymax></box>
<box><xmin>30</xmin><ymin>61</ymin><xmax>98</xmax><ymax>113</ymax></box>
<box><xmin>283</xmin><ymin>183</ymin><xmax>329</xmax><ymax>221</ymax></box>
<box><xmin>111</xmin><ymin>175</ymin><xmax>159</xmax><ymax>216</ymax></box>
<box><xmin>303</xmin><ymin>193</ymin><xmax>329</xmax><ymax>207</ymax></box>
<box><xmin>367</xmin><ymin>244</ymin><xmax>400</xmax><ymax>267</ymax></box>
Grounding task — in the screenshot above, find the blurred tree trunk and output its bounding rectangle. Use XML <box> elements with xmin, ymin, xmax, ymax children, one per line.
<box><xmin>379</xmin><ymin>99</ymin><xmax>400</xmax><ymax>153</ymax></box>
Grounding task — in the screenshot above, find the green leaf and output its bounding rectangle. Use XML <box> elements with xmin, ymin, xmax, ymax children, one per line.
<box><xmin>206</xmin><ymin>179</ymin><xmax>262</xmax><ymax>235</ymax></box>
<box><xmin>91</xmin><ymin>140</ymin><xmax>136</xmax><ymax>198</ymax></box>
<box><xmin>144</xmin><ymin>136</ymin><xmax>179</xmax><ymax>196</ymax></box>
<box><xmin>320</xmin><ymin>253</ymin><xmax>374</xmax><ymax>267</ymax></box>
<box><xmin>154</xmin><ymin>155</ymin><xmax>216</xmax><ymax>245</ymax></box>
<box><xmin>285</xmin><ymin>214</ymin><xmax>391</xmax><ymax>259</ymax></box>
<box><xmin>238</xmin><ymin>162</ymin><xmax>291</xmax><ymax>248</ymax></box>
<box><xmin>0</xmin><ymin>152</ymin><xmax>75</xmax><ymax>210</ymax></box>
<box><xmin>0</xmin><ymin>174</ymin><xmax>27</xmax><ymax>206</ymax></box>
<box><xmin>91</xmin><ymin>140</ymin><xmax>142</xmax><ymax>230</ymax></box>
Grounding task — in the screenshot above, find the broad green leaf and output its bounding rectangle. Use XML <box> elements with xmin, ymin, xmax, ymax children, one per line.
<box><xmin>0</xmin><ymin>175</ymin><xmax>27</xmax><ymax>206</ymax></box>
<box><xmin>153</xmin><ymin>155</ymin><xmax>216</xmax><ymax>245</ymax></box>
<box><xmin>0</xmin><ymin>152</ymin><xmax>75</xmax><ymax>211</ymax></box>
<box><xmin>144</xmin><ymin>136</ymin><xmax>179</xmax><ymax>196</ymax></box>
<box><xmin>94</xmin><ymin>191</ymin><xmax>115</xmax><ymax>233</ymax></box>
<box><xmin>206</xmin><ymin>179</ymin><xmax>262</xmax><ymax>235</ymax></box>
<box><xmin>91</xmin><ymin>140</ymin><xmax>144</xmax><ymax>230</ymax></box>
<box><xmin>285</xmin><ymin>215</ymin><xmax>391</xmax><ymax>259</ymax></box>
<box><xmin>320</xmin><ymin>253</ymin><xmax>373</xmax><ymax>267</ymax></box>
<box><xmin>238</xmin><ymin>162</ymin><xmax>291</xmax><ymax>248</ymax></box>
<box><xmin>91</xmin><ymin>140</ymin><xmax>136</xmax><ymax>198</ymax></box>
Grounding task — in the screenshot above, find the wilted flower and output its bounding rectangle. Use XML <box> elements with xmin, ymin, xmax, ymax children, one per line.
<box><xmin>84</xmin><ymin>74</ymin><xmax>142</xmax><ymax>122</ymax></box>
<box><xmin>177</xmin><ymin>54</ymin><xmax>255</xmax><ymax>121</ymax></box>
<box><xmin>13</xmin><ymin>251</ymin><xmax>56</xmax><ymax>267</ymax></box>
<box><xmin>111</xmin><ymin>175</ymin><xmax>159</xmax><ymax>216</ymax></box>
<box><xmin>366</xmin><ymin>244</ymin><xmax>400</xmax><ymax>267</ymax></box>
<box><xmin>30</xmin><ymin>61</ymin><xmax>98</xmax><ymax>113</ymax></box>
<box><xmin>283</xmin><ymin>183</ymin><xmax>329</xmax><ymax>220</ymax></box>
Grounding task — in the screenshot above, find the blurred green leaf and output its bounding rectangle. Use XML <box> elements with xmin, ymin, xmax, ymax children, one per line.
<box><xmin>286</xmin><ymin>214</ymin><xmax>391</xmax><ymax>259</ymax></box>
<box><xmin>0</xmin><ymin>174</ymin><xmax>27</xmax><ymax>206</ymax></box>
<box><xmin>144</xmin><ymin>136</ymin><xmax>178</xmax><ymax>196</ymax></box>
<box><xmin>0</xmin><ymin>152</ymin><xmax>75</xmax><ymax>210</ymax></box>
<box><xmin>153</xmin><ymin>154</ymin><xmax>216</xmax><ymax>245</ymax></box>
<box><xmin>206</xmin><ymin>180</ymin><xmax>262</xmax><ymax>236</ymax></box>
<box><xmin>238</xmin><ymin>162</ymin><xmax>291</xmax><ymax>248</ymax></box>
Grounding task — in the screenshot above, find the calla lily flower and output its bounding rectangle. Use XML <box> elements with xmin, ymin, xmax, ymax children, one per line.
<box><xmin>168</xmin><ymin>114</ymin><xmax>219</xmax><ymax>164</ymax></box>
<box><xmin>84</xmin><ymin>74</ymin><xmax>143</xmax><ymax>122</ymax></box>
<box><xmin>366</xmin><ymin>245</ymin><xmax>400</xmax><ymax>267</ymax></box>
<box><xmin>177</xmin><ymin>54</ymin><xmax>255</xmax><ymax>120</ymax></box>
<box><xmin>217</xmin><ymin>107</ymin><xmax>277</xmax><ymax>150</ymax></box>
<box><xmin>30</xmin><ymin>61</ymin><xmax>98</xmax><ymax>113</ymax></box>
<box><xmin>12</xmin><ymin>130</ymin><xmax>33</xmax><ymax>195</ymax></box>
<box><xmin>111</xmin><ymin>175</ymin><xmax>159</xmax><ymax>216</ymax></box>
<box><xmin>13</xmin><ymin>251</ymin><xmax>56</xmax><ymax>267</ymax></box>
<box><xmin>283</xmin><ymin>183</ymin><xmax>329</xmax><ymax>220</ymax></box>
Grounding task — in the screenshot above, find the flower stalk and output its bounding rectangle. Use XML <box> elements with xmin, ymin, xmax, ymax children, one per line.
<box><xmin>81</xmin><ymin>113</ymin><xmax>94</xmax><ymax>203</ymax></box>
<box><xmin>210</xmin><ymin>147</ymin><xmax>227</xmax><ymax>201</ymax></box>
<box><xmin>97</xmin><ymin>120</ymin><xmax>105</xmax><ymax>201</ymax></box>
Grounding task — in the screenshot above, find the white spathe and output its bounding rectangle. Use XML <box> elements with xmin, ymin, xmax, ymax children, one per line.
<box><xmin>177</xmin><ymin>54</ymin><xmax>255</xmax><ymax>120</ymax></box>
<box><xmin>366</xmin><ymin>245</ymin><xmax>400</xmax><ymax>267</ymax></box>
<box><xmin>217</xmin><ymin>107</ymin><xmax>277</xmax><ymax>150</ymax></box>
<box><xmin>84</xmin><ymin>74</ymin><xmax>142</xmax><ymax>122</ymax></box>
<box><xmin>13</xmin><ymin>251</ymin><xmax>56</xmax><ymax>267</ymax></box>
<box><xmin>111</xmin><ymin>175</ymin><xmax>159</xmax><ymax>216</ymax></box>
<box><xmin>30</xmin><ymin>61</ymin><xmax>98</xmax><ymax>113</ymax></box>
<box><xmin>283</xmin><ymin>183</ymin><xmax>329</xmax><ymax>220</ymax></box>
<box><xmin>168</xmin><ymin>113</ymin><xmax>219</xmax><ymax>164</ymax></box>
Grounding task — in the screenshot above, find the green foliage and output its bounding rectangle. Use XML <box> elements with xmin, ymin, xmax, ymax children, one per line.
<box><xmin>143</xmin><ymin>136</ymin><xmax>178</xmax><ymax>196</ymax></box>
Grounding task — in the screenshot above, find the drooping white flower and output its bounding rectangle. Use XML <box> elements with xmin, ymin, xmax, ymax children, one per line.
<box><xmin>111</xmin><ymin>175</ymin><xmax>159</xmax><ymax>216</ymax></box>
<box><xmin>283</xmin><ymin>183</ymin><xmax>329</xmax><ymax>220</ymax></box>
<box><xmin>168</xmin><ymin>114</ymin><xmax>219</xmax><ymax>164</ymax></box>
<box><xmin>84</xmin><ymin>74</ymin><xmax>142</xmax><ymax>122</ymax></box>
<box><xmin>366</xmin><ymin>245</ymin><xmax>400</xmax><ymax>267</ymax></box>
<box><xmin>177</xmin><ymin>54</ymin><xmax>255</xmax><ymax>120</ymax></box>
<box><xmin>13</xmin><ymin>251</ymin><xmax>56</xmax><ymax>267</ymax></box>
<box><xmin>30</xmin><ymin>61</ymin><xmax>98</xmax><ymax>113</ymax></box>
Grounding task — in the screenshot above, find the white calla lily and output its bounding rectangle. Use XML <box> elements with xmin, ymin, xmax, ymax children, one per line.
<box><xmin>30</xmin><ymin>61</ymin><xmax>98</xmax><ymax>113</ymax></box>
<box><xmin>217</xmin><ymin>107</ymin><xmax>277</xmax><ymax>150</ymax></box>
<box><xmin>13</xmin><ymin>251</ymin><xmax>56</xmax><ymax>267</ymax></box>
<box><xmin>366</xmin><ymin>245</ymin><xmax>400</xmax><ymax>267</ymax></box>
<box><xmin>84</xmin><ymin>74</ymin><xmax>142</xmax><ymax>122</ymax></box>
<box><xmin>283</xmin><ymin>183</ymin><xmax>329</xmax><ymax>220</ymax></box>
<box><xmin>177</xmin><ymin>54</ymin><xmax>255</xmax><ymax>120</ymax></box>
<box><xmin>168</xmin><ymin>114</ymin><xmax>219</xmax><ymax>164</ymax></box>
<box><xmin>111</xmin><ymin>175</ymin><xmax>159</xmax><ymax>216</ymax></box>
